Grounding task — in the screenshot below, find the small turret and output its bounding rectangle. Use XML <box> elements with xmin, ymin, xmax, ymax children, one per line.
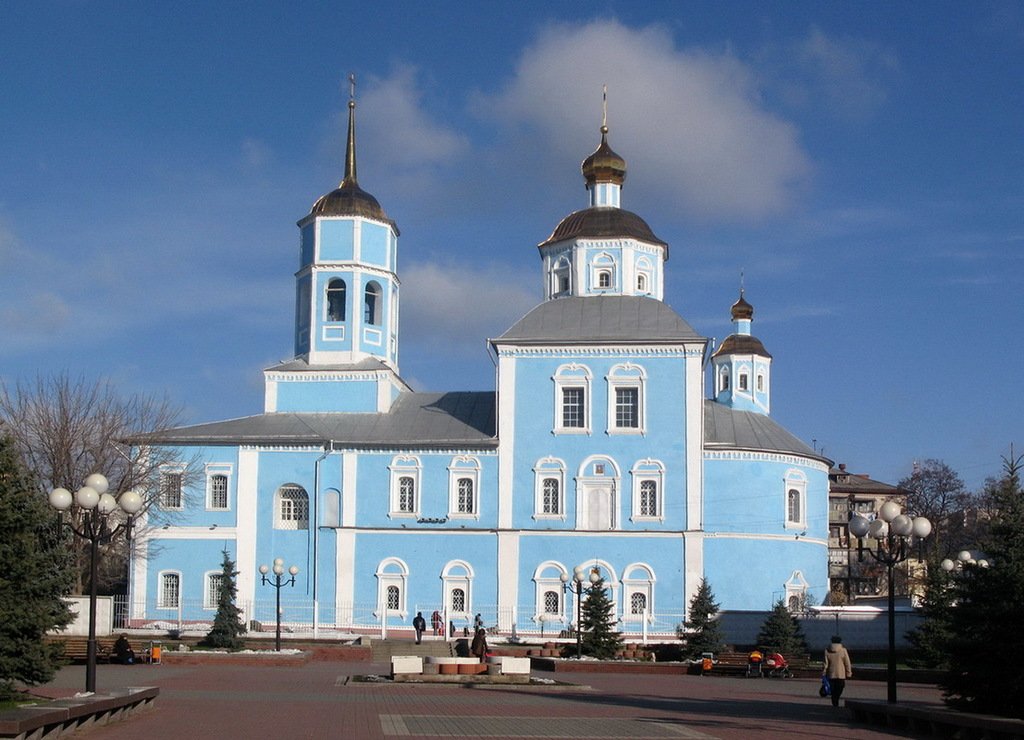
<box><xmin>711</xmin><ymin>288</ymin><xmax>772</xmax><ymax>414</ymax></box>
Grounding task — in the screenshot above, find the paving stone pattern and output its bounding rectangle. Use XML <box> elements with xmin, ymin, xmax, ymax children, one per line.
<box><xmin>51</xmin><ymin>659</ymin><xmax>941</xmax><ymax>739</ymax></box>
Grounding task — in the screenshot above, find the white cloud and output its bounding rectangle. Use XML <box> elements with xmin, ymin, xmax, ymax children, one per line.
<box><xmin>400</xmin><ymin>259</ymin><xmax>537</xmax><ymax>345</ymax></box>
<box><xmin>795</xmin><ymin>27</ymin><xmax>898</xmax><ymax>120</ymax></box>
<box><xmin>473</xmin><ymin>19</ymin><xmax>812</xmax><ymax>221</ymax></box>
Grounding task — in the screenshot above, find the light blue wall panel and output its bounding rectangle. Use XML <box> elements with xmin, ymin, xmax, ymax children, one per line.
<box><xmin>275</xmin><ymin>379</ymin><xmax>378</xmax><ymax>412</ymax></box>
<box><xmin>704</xmin><ymin>537</ymin><xmax>828</xmax><ymax>610</ymax></box>
<box><xmin>319</xmin><ymin>220</ymin><xmax>355</xmax><ymax>261</ymax></box>
<box><xmin>300</xmin><ymin>224</ymin><xmax>315</xmax><ymax>267</ymax></box>
<box><xmin>143</xmin><ymin>538</ymin><xmax>238</xmax><ymax>621</ymax></box>
<box><xmin>361</xmin><ymin>223</ymin><xmax>389</xmax><ymax>267</ymax></box>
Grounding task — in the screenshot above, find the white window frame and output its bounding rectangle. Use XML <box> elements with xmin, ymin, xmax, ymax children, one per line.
<box><xmin>442</xmin><ymin>560</ymin><xmax>474</xmax><ymax>619</ymax></box>
<box><xmin>552</xmin><ymin>255</ymin><xmax>572</xmax><ymax>297</ymax></box>
<box><xmin>630</xmin><ymin>459</ymin><xmax>665</xmax><ymax>522</ymax></box>
<box><xmin>388</xmin><ymin>455</ymin><xmax>421</xmax><ymax>518</ymax></box>
<box><xmin>552</xmin><ymin>364</ymin><xmax>592</xmax><ymax>434</ymax></box>
<box><xmin>532</xmin><ymin>561</ymin><xmax>569</xmax><ymax>623</ymax></box>
<box><xmin>621</xmin><ymin>563</ymin><xmax>654</xmax><ymax>623</ymax></box>
<box><xmin>607</xmin><ymin>363</ymin><xmax>646</xmax><ymax>435</ymax></box>
<box><xmin>325</xmin><ymin>277</ymin><xmax>347</xmax><ymax>322</ymax></box>
<box><xmin>205</xmin><ymin>463</ymin><xmax>232</xmax><ymax>511</ymax></box>
<box><xmin>274</xmin><ymin>483</ymin><xmax>310</xmax><ymax>530</ymax></box>
<box><xmin>533</xmin><ymin>457</ymin><xmax>567</xmax><ymax>520</ymax></box>
<box><xmin>364</xmin><ymin>280</ymin><xmax>382</xmax><ymax>325</ymax></box>
<box><xmin>591</xmin><ymin>252</ymin><xmax>616</xmax><ymax>292</ymax></box>
<box><xmin>719</xmin><ymin>366</ymin><xmax>730</xmax><ymax>393</ymax></box>
<box><xmin>204</xmin><ymin>570</ymin><xmax>224</xmax><ymax>610</ymax></box>
<box><xmin>159</xmin><ymin>465</ymin><xmax>185</xmax><ymax>510</ymax></box>
<box><xmin>784</xmin><ymin>570</ymin><xmax>809</xmax><ymax>612</ymax></box>
<box><xmin>447</xmin><ymin>456</ymin><xmax>481</xmax><ymax>520</ymax></box>
<box><xmin>375</xmin><ymin>557</ymin><xmax>408</xmax><ymax>619</ymax></box>
<box><xmin>635</xmin><ymin>257</ymin><xmax>653</xmax><ymax>295</ymax></box>
<box><xmin>157</xmin><ymin>571</ymin><xmax>181</xmax><ymax>609</ymax></box>
<box><xmin>784</xmin><ymin>469</ymin><xmax>808</xmax><ymax>529</ymax></box>
<box><xmin>575</xmin><ymin>456</ymin><xmax>621</xmax><ymax>531</ymax></box>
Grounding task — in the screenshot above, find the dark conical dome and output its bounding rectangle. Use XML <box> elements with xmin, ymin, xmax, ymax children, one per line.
<box><xmin>731</xmin><ymin>290</ymin><xmax>754</xmax><ymax>321</ymax></box>
<box><xmin>307</xmin><ymin>95</ymin><xmax>397</xmax><ymax>231</ymax></box>
<box><xmin>581</xmin><ymin>125</ymin><xmax>626</xmax><ymax>189</ymax></box>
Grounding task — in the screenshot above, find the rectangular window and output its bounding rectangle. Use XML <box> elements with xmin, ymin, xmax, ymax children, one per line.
<box><xmin>739</xmin><ymin>374</ymin><xmax>749</xmax><ymax>391</ymax></box>
<box><xmin>160</xmin><ymin>472</ymin><xmax>183</xmax><ymax>509</ymax></box>
<box><xmin>208</xmin><ymin>474</ymin><xmax>228</xmax><ymax>510</ymax></box>
<box><xmin>205</xmin><ymin>573</ymin><xmax>224</xmax><ymax>609</ymax></box>
<box><xmin>562</xmin><ymin>387</ymin><xmax>585</xmax><ymax>428</ymax></box>
<box><xmin>615</xmin><ymin>387</ymin><xmax>639</xmax><ymax>428</ymax></box>
<box><xmin>399</xmin><ymin>477</ymin><xmax>415</xmax><ymax>513</ymax></box>
<box><xmin>159</xmin><ymin>573</ymin><xmax>180</xmax><ymax>608</ymax></box>
<box><xmin>639</xmin><ymin>480</ymin><xmax>658</xmax><ymax>517</ymax></box>
<box><xmin>542</xmin><ymin>478</ymin><xmax>560</xmax><ymax>515</ymax></box>
<box><xmin>457</xmin><ymin>478</ymin><xmax>474</xmax><ymax>514</ymax></box>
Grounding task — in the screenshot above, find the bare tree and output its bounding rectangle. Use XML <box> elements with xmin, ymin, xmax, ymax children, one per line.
<box><xmin>898</xmin><ymin>459</ymin><xmax>973</xmax><ymax>562</ymax></box>
<box><xmin>0</xmin><ymin>373</ymin><xmax>199</xmax><ymax>593</ymax></box>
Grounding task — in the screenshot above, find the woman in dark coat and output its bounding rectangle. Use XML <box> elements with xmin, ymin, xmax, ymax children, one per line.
<box><xmin>470</xmin><ymin>628</ymin><xmax>488</xmax><ymax>663</ymax></box>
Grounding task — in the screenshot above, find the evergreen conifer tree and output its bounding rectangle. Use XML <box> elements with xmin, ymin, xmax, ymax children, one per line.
<box><xmin>756</xmin><ymin>599</ymin><xmax>809</xmax><ymax>657</ymax></box>
<box><xmin>679</xmin><ymin>578</ymin><xmax>724</xmax><ymax>659</ymax></box>
<box><xmin>201</xmin><ymin>550</ymin><xmax>247</xmax><ymax>650</ymax></box>
<box><xmin>942</xmin><ymin>449</ymin><xmax>1024</xmax><ymax>717</ymax></box>
<box><xmin>0</xmin><ymin>433</ymin><xmax>73</xmax><ymax>699</ymax></box>
<box><xmin>905</xmin><ymin>563</ymin><xmax>956</xmax><ymax>669</ymax></box>
<box><xmin>578</xmin><ymin>573</ymin><xmax>622</xmax><ymax>659</ymax></box>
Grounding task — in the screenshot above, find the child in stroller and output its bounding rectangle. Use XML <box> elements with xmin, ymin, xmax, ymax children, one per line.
<box><xmin>764</xmin><ymin>650</ymin><xmax>792</xmax><ymax>678</ymax></box>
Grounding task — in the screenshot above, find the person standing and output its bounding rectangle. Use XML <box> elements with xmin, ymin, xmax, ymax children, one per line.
<box><xmin>471</xmin><ymin>627</ymin><xmax>488</xmax><ymax>663</ymax></box>
<box><xmin>823</xmin><ymin>635</ymin><xmax>853</xmax><ymax>707</ymax></box>
<box><xmin>431</xmin><ymin>610</ymin><xmax>442</xmax><ymax>636</ymax></box>
<box><xmin>412</xmin><ymin>612</ymin><xmax>426</xmax><ymax>644</ymax></box>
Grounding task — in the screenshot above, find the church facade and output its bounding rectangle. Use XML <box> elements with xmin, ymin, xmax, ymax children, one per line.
<box><xmin>130</xmin><ymin>95</ymin><xmax>830</xmax><ymax>636</ymax></box>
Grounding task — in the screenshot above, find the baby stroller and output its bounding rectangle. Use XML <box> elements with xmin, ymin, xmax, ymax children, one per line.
<box><xmin>764</xmin><ymin>652</ymin><xmax>793</xmax><ymax>678</ymax></box>
<box><xmin>745</xmin><ymin>649</ymin><xmax>764</xmax><ymax>678</ymax></box>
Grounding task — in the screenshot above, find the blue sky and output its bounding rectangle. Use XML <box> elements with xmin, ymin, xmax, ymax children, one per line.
<box><xmin>1</xmin><ymin>2</ymin><xmax>1020</xmax><ymax>490</ymax></box>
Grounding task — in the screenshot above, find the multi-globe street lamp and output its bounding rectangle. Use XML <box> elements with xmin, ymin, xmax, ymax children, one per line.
<box><xmin>849</xmin><ymin>501</ymin><xmax>931</xmax><ymax>704</ymax></box>
<box><xmin>259</xmin><ymin>558</ymin><xmax>299</xmax><ymax>651</ymax></box>
<box><xmin>49</xmin><ymin>474</ymin><xmax>143</xmax><ymax>693</ymax></box>
<box><xmin>941</xmin><ymin>550</ymin><xmax>991</xmax><ymax>572</ymax></box>
<box><xmin>560</xmin><ymin>565</ymin><xmax>600</xmax><ymax>658</ymax></box>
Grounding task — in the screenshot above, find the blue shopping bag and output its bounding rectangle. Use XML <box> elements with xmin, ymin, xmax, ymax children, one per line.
<box><xmin>819</xmin><ymin>675</ymin><xmax>831</xmax><ymax>697</ymax></box>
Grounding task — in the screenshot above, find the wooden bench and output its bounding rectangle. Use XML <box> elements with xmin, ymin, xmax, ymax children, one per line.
<box><xmin>704</xmin><ymin>651</ymin><xmax>812</xmax><ymax>678</ymax></box>
<box><xmin>46</xmin><ymin>636</ymin><xmax>150</xmax><ymax>664</ymax></box>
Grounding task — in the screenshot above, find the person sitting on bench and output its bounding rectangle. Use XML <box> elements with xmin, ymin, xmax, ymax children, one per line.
<box><xmin>112</xmin><ymin>634</ymin><xmax>136</xmax><ymax>664</ymax></box>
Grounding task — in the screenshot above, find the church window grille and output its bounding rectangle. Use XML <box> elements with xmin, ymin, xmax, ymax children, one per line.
<box><xmin>399</xmin><ymin>477</ymin><xmax>415</xmax><ymax>513</ymax></box>
<box><xmin>630</xmin><ymin>459</ymin><xmax>664</xmax><ymax>522</ymax></box>
<box><xmin>451</xmin><ymin>588</ymin><xmax>466</xmax><ymax>613</ymax></box>
<box><xmin>205</xmin><ymin>573</ymin><xmax>224</xmax><ymax>609</ymax></box>
<box><xmin>542</xmin><ymin>478</ymin><xmax>560</xmax><ymax>515</ymax></box>
<box><xmin>784</xmin><ymin>470</ymin><xmax>807</xmax><ymax>529</ymax></box>
<box><xmin>276</xmin><ymin>484</ymin><xmax>309</xmax><ymax>530</ymax></box>
<box><xmin>457</xmin><ymin>478</ymin><xmax>474</xmax><ymax>514</ymax></box>
<box><xmin>630</xmin><ymin>592</ymin><xmax>647</xmax><ymax>614</ymax></box>
<box><xmin>158</xmin><ymin>572</ymin><xmax>180</xmax><ymax>609</ymax></box>
<box><xmin>386</xmin><ymin>585</ymin><xmax>400</xmax><ymax>611</ymax></box>
<box><xmin>553</xmin><ymin>364</ymin><xmax>591</xmax><ymax>434</ymax></box>
<box><xmin>327</xmin><ymin>279</ymin><xmax>346</xmax><ymax>321</ymax></box>
<box><xmin>160</xmin><ymin>470</ymin><xmax>183</xmax><ymax>509</ymax></box>
<box><xmin>639</xmin><ymin>480</ymin><xmax>658</xmax><ymax>517</ymax></box>
<box><xmin>544</xmin><ymin>590</ymin><xmax>559</xmax><ymax>614</ymax></box>
<box><xmin>607</xmin><ymin>363</ymin><xmax>646</xmax><ymax>435</ymax></box>
<box><xmin>788</xmin><ymin>489</ymin><xmax>801</xmax><ymax>524</ymax></box>
<box><xmin>208</xmin><ymin>474</ymin><xmax>228</xmax><ymax>510</ymax></box>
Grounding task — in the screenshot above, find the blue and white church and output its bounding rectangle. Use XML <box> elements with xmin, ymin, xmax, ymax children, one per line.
<box><xmin>131</xmin><ymin>93</ymin><xmax>830</xmax><ymax>636</ymax></box>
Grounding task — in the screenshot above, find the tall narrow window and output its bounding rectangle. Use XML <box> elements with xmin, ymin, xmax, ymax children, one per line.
<box><xmin>159</xmin><ymin>572</ymin><xmax>180</xmax><ymax>609</ymax></box>
<box><xmin>275</xmin><ymin>484</ymin><xmax>309</xmax><ymax>530</ymax></box>
<box><xmin>364</xmin><ymin>281</ymin><xmax>382</xmax><ymax>325</ymax></box>
<box><xmin>544</xmin><ymin>590</ymin><xmax>559</xmax><ymax>614</ymax></box>
<box><xmin>615</xmin><ymin>387</ymin><xmax>639</xmax><ymax>428</ymax></box>
<box><xmin>542</xmin><ymin>478</ymin><xmax>560</xmax><ymax>515</ymax></box>
<box><xmin>562</xmin><ymin>387</ymin><xmax>585</xmax><ymax>428</ymax></box>
<box><xmin>630</xmin><ymin>592</ymin><xmax>647</xmax><ymax>614</ymax></box>
<box><xmin>757</xmin><ymin>374</ymin><xmax>764</xmax><ymax>392</ymax></box>
<box><xmin>788</xmin><ymin>488</ymin><xmax>801</xmax><ymax>524</ymax></box>
<box><xmin>399</xmin><ymin>477</ymin><xmax>415</xmax><ymax>513</ymax></box>
<box><xmin>386</xmin><ymin>585</ymin><xmax>400</xmax><ymax>611</ymax></box>
<box><xmin>208</xmin><ymin>474</ymin><xmax>228</xmax><ymax>510</ymax></box>
<box><xmin>160</xmin><ymin>471</ymin><xmax>183</xmax><ymax>509</ymax></box>
<box><xmin>640</xmin><ymin>480</ymin><xmax>658</xmax><ymax>517</ymax></box>
<box><xmin>457</xmin><ymin>478</ymin><xmax>474</xmax><ymax>514</ymax></box>
<box><xmin>205</xmin><ymin>573</ymin><xmax>224</xmax><ymax>609</ymax></box>
<box><xmin>637</xmin><ymin>274</ymin><xmax>647</xmax><ymax>292</ymax></box>
<box><xmin>739</xmin><ymin>373</ymin><xmax>749</xmax><ymax>391</ymax></box>
<box><xmin>327</xmin><ymin>278</ymin><xmax>346</xmax><ymax>321</ymax></box>
<box><xmin>451</xmin><ymin>588</ymin><xmax>466</xmax><ymax>613</ymax></box>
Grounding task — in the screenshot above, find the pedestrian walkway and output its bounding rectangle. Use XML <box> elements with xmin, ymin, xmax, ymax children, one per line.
<box><xmin>46</xmin><ymin>658</ymin><xmax>942</xmax><ymax>739</ymax></box>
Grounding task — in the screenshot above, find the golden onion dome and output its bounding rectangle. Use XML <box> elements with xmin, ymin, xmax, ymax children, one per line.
<box><xmin>731</xmin><ymin>290</ymin><xmax>754</xmax><ymax>321</ymax></box>
<box><xmin>581</xmin><ymin>125</ymin><xmax>627</xmax><ymax>189</ymax></box>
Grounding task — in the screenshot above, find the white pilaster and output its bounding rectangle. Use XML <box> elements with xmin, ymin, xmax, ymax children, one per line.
<box><xmin>497</xmin><ymin>354</ymin><xmax>516</xmax><ymax>529</ymax></box>
<box><xmin>335</xmin><ymin>528</ymin><xmax>356</xmax><ymax>623</ymax></box>
<box><xmin>496</xmin><ymin>531</ymin><xmax>520</xmax><ymax>631</ymax></box>
<box><xmin>683</xmin><ymin>532</ymin><xmax>704</xmax><ymax>621</ymax></box>
<box><xmin>685</xmin><ymin>346</ymin><xmax>704</xmax><ymax>530</ymax></box>
<box><xmin>235</xmin><ymin>448</ymin><xmax>260</xmax><ymax>614</ymax></box>
<box><xmin>342</xmin><ymin>451</ymin><xmax>357</xmax><ymax>527</ymax></box>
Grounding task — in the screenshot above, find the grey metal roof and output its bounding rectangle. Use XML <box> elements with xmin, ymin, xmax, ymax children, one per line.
<box><xmin>704</xmin><ymin>400</ymin><xmax>822</xmax><ymax>459</ymax></box>
<box><xmin>264</xmin><ymin>357</ymin><xmax>398</xmax><ymax>374</ymax></box>
<box><xmin>494</xmin><ymin>296</ymin><xmax>703</xmax><ymax>344</ymax></box>
<box><xmin>140</xmin><ymin>392</ymin><xmax>496</xmax><ymax>448</ymax></box>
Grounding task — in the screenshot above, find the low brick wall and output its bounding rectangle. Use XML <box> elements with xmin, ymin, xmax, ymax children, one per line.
<box><xmin>530</xmin><ymin>657</ymin><xmax>690</xmax><ymax>674</ymax></box>
<box><xmin>847</xmin><ymin>700</ymin><xmax>1024</xmax><ymax>739</ymax></box>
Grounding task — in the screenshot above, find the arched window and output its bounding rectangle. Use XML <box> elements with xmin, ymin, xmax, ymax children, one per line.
<box><xmin>448</xmin><ymin>456</ymin><xmax>480</xmax><ymax>518</ymax></box>
<box><xmin>622</xmin><ymin>563</ymin><xmax>652</xmax><ymax>623</ymax></box>
<box><xmin>389</xmin><ymin>455</ymin><xmax>421</xmax><ymax>517</ymax></box>
<box><xmin>364</xmin><ymin>281</ymin><xmax>382</xmax><ymax>325</ymax></box>
<box><xmin>543</xmin><ymin>478</ymin><xmax>560</xmax><ymax>514</ymax></box>
<box><xmin>327</xmin><ymin>278</ymin><xmax>346</xmax><ymax>321</ymax></box>
<box><xmin>607</xmin><ymin>363</ymin><xmax>646</xmax><ymax>434</ymax></box>
<box><xmin>532</xmin><ymin>561</ymin><xmax>569</xmax><ymax>622</ymax></box>
<box><xmin>386</xmin><ymin>585</ymin><xmax>400</xmax><ymax>610</ymax></box>
<box><xmin>788</xmin><ymin>489</ymin><xmax>801</xmax><ymax>524</ymax></box>
<box><xmin>720</xmin><ymin>367</ymin><xmax>730</xmax><ymax>392</ymax></box>
<box><xmin>552</xmin><ymin>256</ymin><xmax>571</xmax><ymax>296</ymax></box>
<box><xmin>534</xmin><ymin>457</ymin><xmax>567</xmax><ymax>519</ymax></box>
<box><xmin>376</xmin><ymin>558</ymin><xmax>409</xmax><ymax>618</ymax></box>
<box><xmin>552</xmin><ymin>364</ymin><xmax>591</xmax><ymax>433</ymax></box>
<box><xmin>442</xmin><ymin>560</ymin><xmax>474</xmax><ymax>618</ymax></box>
<box><xmin>275</xmin><ymin>484</ymin><xmax>309</xmax><ymax>530</ymax></box>
<box><xmin>631</xmin><ymin>459</ymin><xmax>664</xmax><ymax>522</ymax></box>
<box><xmin>205</xmin><ymin>572</ymin><xmax>224</xmax><ymax>609</ymax></box>
<box><xmin>399</xmin><ymin>477</ymin><xmax>415</xmax><ymax>513</ymax></box>
<box><xmin>457</xmin><ymin>478</ymin><xmax>474</xmax><ymax>514</ymax></box>
<box><xmin>637</xmin><ymin>274</ymin><xmax>647</xmax><ymax>292</ymax></box>
<box><xmin>640</xmin><ymin>480</ymin><xmax>658</xmax><ymax>517</ymax></box>
<box><xmin>451</xmin><ymin>588</ymin><xmax>466</xmax><ymax>612</ymax></box>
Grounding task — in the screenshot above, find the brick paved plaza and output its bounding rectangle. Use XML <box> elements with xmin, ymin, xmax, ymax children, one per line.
<box><xmin>42</xmin><ymin>659</ymin><xmax>942</xmax><ymax>739</ymax></box>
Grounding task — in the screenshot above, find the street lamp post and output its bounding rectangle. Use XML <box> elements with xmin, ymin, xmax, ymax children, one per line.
<box><xmin>560</xmin><ymin>566</ymin><xmax>601</xmax><ymax>658</ymax></box>
<box><xmin>259</xmin><ymin>558</ymin><xmax>298</xmax><ymax>651</ymax></box>
<box><xmin>849</xmin><ymin>501</ymin><xmax>931</xmax><ymax>704</ymax></box>
<box><xmin>49</xmin><ymin>474</ymin><xmax>143</xmax><ymax>694</ymax></box>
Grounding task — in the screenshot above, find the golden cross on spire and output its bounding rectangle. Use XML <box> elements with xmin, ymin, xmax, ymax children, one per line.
<box><xmin>349</xmin><ymin>73</ymin><xmax>356</xmax><ymax>102</ymax></box>
<box><xmin>602</xmin><ymin>84</ymin><xmax>608</xmax><ymax>132</ymax></box>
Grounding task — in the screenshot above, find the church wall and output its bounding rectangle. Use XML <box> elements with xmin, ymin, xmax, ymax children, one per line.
<box><xmin>508</xmin><ymin>352</ymin><xmax>688</xmax><ymax>531</ymax></box>
<box><xmin>318</xmin><ymin>219</ymin><xmax>355</xmax><ymax>261</ymax></box>
<box><xmin>141</xmin><ymin>538</ymin><xmax>240</xmax><ymax>622</ymax></box>
<box><xmin>274</xmin><ymin>378</ymin><xmax>378</xmax><ymax>412</ymax></box>
<box><xmin>300</xmin><ymin>223</ymin><xmax>315</xmax><ymax>267</ymax></box>
<box><xmin>359</xmin><ymin>222</ymin><xmax>389</xmax><ymax>267</ymax></box>
<box><xmin>703</xmin><ymin>536</ymin><xmax>827</xmax><ymax>610</ymax></box>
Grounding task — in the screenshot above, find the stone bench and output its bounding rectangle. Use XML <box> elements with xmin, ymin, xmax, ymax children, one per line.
<box><xmin>391</xmin><ymin>655</ymin><xmax>530</xmax><ymax>682</ymax></box>
<box><xmin>846</xmin><ymin>699</ymin><xmax>1024</xmax><ymax>739</ymax></box>
<box><xmin>0</xmin><ymin>687</ymin><xmax>158</xmax><ymax>740</ymax></box>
